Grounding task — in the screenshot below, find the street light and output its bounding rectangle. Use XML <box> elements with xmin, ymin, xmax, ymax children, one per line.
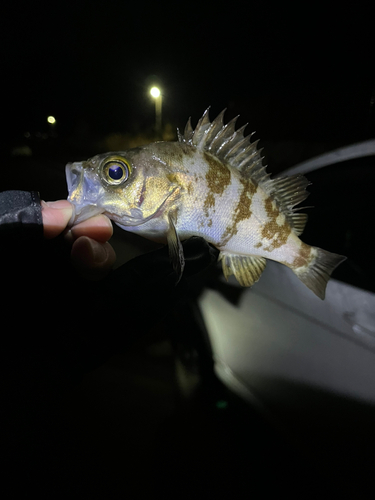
<box><xmin>150</xmin><ymin>86</ymin><xmax>162</xmax><ymax>139</ymax></box>
<box><xmin>47</xmin><ymin>115</ymin><xmax>56</xmax><ymax>137</ymax></box>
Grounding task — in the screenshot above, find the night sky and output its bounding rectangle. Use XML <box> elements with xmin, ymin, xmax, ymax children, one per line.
<box><xmin>4</xmin><ymin>2</ymin><xmax>375</xmax><ymax>159</ymax></box>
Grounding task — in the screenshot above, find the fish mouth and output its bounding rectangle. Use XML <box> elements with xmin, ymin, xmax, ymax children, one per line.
<box><xmin>68</xmin><ymin>204</ymin><xmax>105</xmax><ymax>226</ymax></box>
<box><xmin>66</xmin><ymin>161</ymin><xmax>105</xmax><ymax>226</ymax></box>
<box><xmin>66</xmin><ymin>161</ymin><xmax>88</xmax><ymax>196</ymax></box>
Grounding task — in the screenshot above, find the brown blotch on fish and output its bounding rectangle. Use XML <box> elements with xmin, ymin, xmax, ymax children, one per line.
<box><xmin>264</xmin><ymin>197</ymin><xmax>279</xmax><ymax>219</ymax></box>
<box><xmin>292</xmin><ymin>243</ymin><xmax>312</xmax><ymax>269</ymax></box>
<box><xmin>261</xmin><ymin>197</ymin><xmax>291</xmax><ymax>250</ymax></box>
<box><xmin>203</xmin><ymin>192</ymin><xmax>215</xmax><ymax>217</ymax></box>
<box><xmin>202</xmin><ymin>152</ymin><xmax>231</xmax><ymax>217</ymax></box>
<box><xmin>220</xmin><ymin>178</ymin><xmax>256</xmax><ymax>246</ymax></box>
<box><xmin>262</xmin><ymin>221</ymin><xmax>291</xmax><ymax>250</ymax></box>
<box><xmin>204</xmin><ymin>152</ymin><xmax>231</xmax><ymax>196</ymax></box>
<box><xmin>237</xmin><ymin>178</ymin><xmax>257</xmax><ymax>216</ymax></box>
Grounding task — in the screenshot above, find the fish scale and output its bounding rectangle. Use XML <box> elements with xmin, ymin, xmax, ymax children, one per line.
<box><xmin>66</xmin><ymin>108</ymin><xmax>346</xmax><ymax>299</ymax></box>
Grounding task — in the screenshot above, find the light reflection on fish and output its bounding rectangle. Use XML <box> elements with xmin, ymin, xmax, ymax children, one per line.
<box><xmin>66</xmin><ymin>108</ymin><xmax>346</xmax><ymax>299</ymax></box>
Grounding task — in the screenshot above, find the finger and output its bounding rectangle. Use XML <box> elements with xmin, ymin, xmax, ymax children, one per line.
<box><xmin>66</xmin><ymin>215</ymin><xmax>113</xmax><ymax>243</ymax></box>
<box><xmin>41</xmin><ymin>200</ymin><xmax>74</xmax><ymax>239</ymax></box>
<box><xmin>71</xmin><ymin>236</ymin><xmax>117</xmax><ymax>280</ymax></box>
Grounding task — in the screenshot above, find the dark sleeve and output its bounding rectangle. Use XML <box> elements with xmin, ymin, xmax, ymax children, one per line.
<box><xmin>0</xmin><ymin>190</ymin><xmax>43</xmax><ymax>239</ymax></box>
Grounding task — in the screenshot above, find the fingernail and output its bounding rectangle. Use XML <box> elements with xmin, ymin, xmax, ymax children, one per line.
<box><xmin>71</xmin><ymin>237</ymin><xmax>115</xmax><ymax>280</ymax></box>
<box><xmin>75</xmin><ymin>236</ymin><xmax>107</xmax><ymax>265</ymax></box>
<box><xmin>41</xmin><ymin>200</ymin><xmax>73</xmax><ymax>222</ymax></box>
<box><xmin>42</xmin><ymin>200</ymin><xmax>72</xmax><ymax>209</ymax></box>
<box><xmin>89</xmin><ymin>239</ymin><xmax>108</xmax><ymax>263</ymax></box>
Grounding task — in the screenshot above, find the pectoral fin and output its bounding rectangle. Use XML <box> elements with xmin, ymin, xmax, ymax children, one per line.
<box><xmin>219</xmin><ymin>252</ymin><xmax>266</xmax><ymax>287</ymax></box>
<box><xmin>167</xmin><ymin>212</ymin><xmax>185</xmax><ymax>283</ymax></box>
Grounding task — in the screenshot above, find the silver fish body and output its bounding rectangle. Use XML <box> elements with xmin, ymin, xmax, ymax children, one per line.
<box><xmin>66</xmin><ymin>108</ymin><xmax>346</xmax><ymax>299</ymax></box>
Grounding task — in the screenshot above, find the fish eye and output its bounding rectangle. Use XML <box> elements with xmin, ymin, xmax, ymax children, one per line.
<box><xmin>102</xmin><ymin>157</ymin><xmax>131</xmax><ymax>185</ymax></box>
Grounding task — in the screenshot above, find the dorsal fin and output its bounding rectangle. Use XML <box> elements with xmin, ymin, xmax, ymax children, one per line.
<box><xmin>178</xmin><ymin>107</ymin><xmax>263</xmax><ymax>171</ymax></box>
<box><xmin>178</xmin><ymin>108</ymin><xmax>311</xmax><ymax>236</ymax></box>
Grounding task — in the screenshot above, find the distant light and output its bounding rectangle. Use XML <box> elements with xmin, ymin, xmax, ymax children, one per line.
<box><xmin>47</xmin><ymin>116</ymin><xmax>56</xmax><ymax>124</ymax></box>
<box><xmin>150</xmin><ymin>87</ymin><xmax>161</xmax><ymax>98</ymax></box>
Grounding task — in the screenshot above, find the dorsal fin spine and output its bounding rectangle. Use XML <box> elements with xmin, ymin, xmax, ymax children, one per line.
<box><xmin>193</xmin><ymin>108</ymin><xmax>211</xmax><ymax>147</ymax></box>
<box><xmin>203</xmin><ymin>111</ymin><xmax>227</xmax><ymax>149</ymax></box>
<box><xmin>209</xmin><ymin>116</ymin><xmax>239</xmax><ymax>154</ymax></box>
<box><xmin>184</xmin><ymin>117</ymin><xmax>194</xmax><ymax>144</ymax></box>
<box><xmin>224</xmin><ymin>128</ymin><xmax>250</xmax><ymax>160</ymax></box>
<box><xmin>218</xmin><ymin>120</ymin><xmax>250</xmax><ymax>158</ymax></box>
<box><xmin>237</xmin><ymin>148</ymin><xmax>260</xmax><ymax>170</ymax></box>
<box><xmin>239</xmin><ymin>139</ymin><xmax>260</xmax><ymax>161</ymax></box>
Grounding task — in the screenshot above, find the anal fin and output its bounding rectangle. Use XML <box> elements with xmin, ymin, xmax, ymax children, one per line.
<box><xmin>219</xmin><ymin>252</ymin><xmax>267</xmax><ymax>287</ymax></box>
<box><xmin>167</xmin><ymin>211</ymin><xmax>185</xmax><ymax>283</ymax></box>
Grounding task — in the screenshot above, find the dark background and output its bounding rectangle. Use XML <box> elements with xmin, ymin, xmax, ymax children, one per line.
<box><xmin>3</xmin><ymin>2</ymin><xmax>374</xmax><ymax>174</ymax></box>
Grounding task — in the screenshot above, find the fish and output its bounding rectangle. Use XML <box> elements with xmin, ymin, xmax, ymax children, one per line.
<box><xmin>66</xmin><ymin>108</ymin><xmax>346</xmax><ymax>299</ymax></box>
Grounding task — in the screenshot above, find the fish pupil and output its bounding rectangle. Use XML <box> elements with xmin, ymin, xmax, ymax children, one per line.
<box><xmin>108</xmin><ymin>164</ymin><xmax>124</xmax><ymax>180</ymax></box>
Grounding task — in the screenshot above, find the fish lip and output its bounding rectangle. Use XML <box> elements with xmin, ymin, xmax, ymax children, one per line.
<box><xmin>66</xmin><ymin>161</ymin><xmax>86</xmax><ymax>194</ymax></box>
<box><xmin>70</xmin><ymin>205</ymin><xmax>105</xmax><ymax>225</ymax></box>
<box><xmin>65</xmin><ymin>162</ymin><xmax>74</xmax><ymax>193</ymax></box>
<box><xmin>66</xmin><ymin>161</ymin><xmax>105</xmax><ymax>226</ymax></box>
<box><xmin>67</xmin><ymin>204</ymin><xmax>76</xmax><ymax>227</ymax></box>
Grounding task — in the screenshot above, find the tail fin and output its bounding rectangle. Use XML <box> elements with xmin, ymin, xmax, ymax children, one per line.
<box><xmin>293</xmin><ymin>247</ymin><xmax>346</xmax><ymax>299</ymax></box>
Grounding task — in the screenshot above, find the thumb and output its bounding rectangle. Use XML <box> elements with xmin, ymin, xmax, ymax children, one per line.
<box><xmin>41</xmin><ymin>200</ymin><xmax>74</xmax><ymax>238</ymax></box>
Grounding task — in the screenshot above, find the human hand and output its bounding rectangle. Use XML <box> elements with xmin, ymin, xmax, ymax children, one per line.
<box><xmin>41</xmin><ymin>200</ymin><xmax>116</xmax><ymax>279</ymax></box>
